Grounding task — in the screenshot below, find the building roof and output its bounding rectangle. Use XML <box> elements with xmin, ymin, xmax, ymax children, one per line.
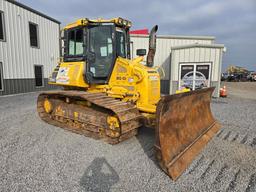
<box><xmin>171</xmin><ymin>43</ymin><xmax>225</xmax><ymax>50</ymax></box>
<box><xmin>5</xmin><ymin>0</ymin><xmax>61</xmax><ymax>24</ymax></box>
<box><xmin>129</xmin><ymin>29</ymin><xmax>149</xmax><ymax>35</ymax></box>
<box><xmin>130</xmin><ymin>34</ymin><xmax>215</xmax><ymax>40</ymax></box>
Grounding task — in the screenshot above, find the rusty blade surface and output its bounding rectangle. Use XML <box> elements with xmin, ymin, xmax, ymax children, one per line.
<box><xmin>155</xmin><ymin>87</ymin><xmax>221</xmax><ymax>180</ymax></box>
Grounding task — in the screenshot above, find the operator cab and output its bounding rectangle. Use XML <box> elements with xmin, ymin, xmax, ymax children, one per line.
<box><xmin>63</xmin><ymin>18</ymin><xmax>131</xmax><ymax>84</ymax></box>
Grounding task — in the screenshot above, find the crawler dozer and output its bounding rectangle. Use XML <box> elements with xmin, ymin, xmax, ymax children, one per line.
<box><xmin>37</xmin><ymin>18</ymin><xmax>220</xmax><ymax>180</ymax></box>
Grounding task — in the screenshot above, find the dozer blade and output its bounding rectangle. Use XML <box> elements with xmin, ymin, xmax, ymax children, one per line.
<box><xmin>155</xmin><ymin>87</ymin><xmax>220</xmax><ymax>180</ymax></box>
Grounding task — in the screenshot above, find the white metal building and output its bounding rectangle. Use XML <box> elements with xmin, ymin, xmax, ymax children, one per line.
<box><xmin>130</xmin><ymin>34</ymin><xmax>225</xmax><ymax>97</ymax></box>
<box><xmin>0</xmin><ymin>0</ymin><xmax>60</xmax><ymax>96</ymax></box>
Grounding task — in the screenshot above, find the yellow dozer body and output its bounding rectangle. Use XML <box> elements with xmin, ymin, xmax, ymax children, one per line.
<box><xmin>37</xmin><ymin>18</ymin><xmax>220</xmax><ymax>180</ymax></box>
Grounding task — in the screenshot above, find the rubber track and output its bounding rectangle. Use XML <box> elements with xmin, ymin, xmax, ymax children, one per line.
<box><xmin>37</xmin><ymin>90</ymin><xmax>142</xmax><ymax>144</ymax></box>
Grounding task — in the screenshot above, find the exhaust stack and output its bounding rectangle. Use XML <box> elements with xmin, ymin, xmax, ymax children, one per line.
<box><xmin>146</xmin><ymin>25</ymin><xmax>158</xmax><ymax>67</ymax></box>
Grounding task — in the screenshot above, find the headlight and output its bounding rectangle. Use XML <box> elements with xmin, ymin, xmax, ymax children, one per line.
<box><xmin>116</xmin><ymin>18</ymin><xmax>131</xmax><ymax>27</ymax></box>
<box><xmin>118</xmin><ymin>18</ymin><xmax>123</xmax><ymax>25</ymax></box>
<box><xmin>123</xmin><ymin>20</ymin><xmax>128</xmax><ymax>26</ymax></box>
<box><xmin>127</xmin><ymin>21</ymin><xmax>132</xmax><ymax>27</ymax></box>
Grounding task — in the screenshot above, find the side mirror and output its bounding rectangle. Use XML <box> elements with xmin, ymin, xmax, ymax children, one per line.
<box><xmin>136</xmin><ymin>49</ymin><xmax>146</xmax><ymax>56</ymax></box>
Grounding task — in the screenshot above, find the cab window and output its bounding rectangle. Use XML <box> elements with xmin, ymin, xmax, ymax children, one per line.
<box><xmin>68</xmin><ymin>28</ymin><xmax>84</xmax><ymax>56</ymax></box>
<box><xmin>116</xmin><ymin>28</ymin><xmax>126</xmax><ymax>58</ymax></box>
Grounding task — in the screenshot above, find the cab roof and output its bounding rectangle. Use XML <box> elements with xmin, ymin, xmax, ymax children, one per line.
<box><xmin>64</xmin><ymin>17</ymin><xmax>132</xmax><ymax>30</ymax></box>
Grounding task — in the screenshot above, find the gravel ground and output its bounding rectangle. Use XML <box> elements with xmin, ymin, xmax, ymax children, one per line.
<box><xmin>0</xmin><ymin>85</ymin><xmax>256</xmax><ymax>192</ymax></box>
<box><xmin>222</xmin><ymin>82</ymin><xmax>256</xmax><ymax>100</ymax></box>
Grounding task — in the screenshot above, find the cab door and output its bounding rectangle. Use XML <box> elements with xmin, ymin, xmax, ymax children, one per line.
<box><xmin>85</xmin><ymin>25</ymin><xmax>115</xmax><ymax>84</ymax></box>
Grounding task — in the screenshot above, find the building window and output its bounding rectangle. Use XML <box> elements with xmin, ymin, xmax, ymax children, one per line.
<box><xmin>0</xmin><ymin>62</ymin><xmax>3</xmax><ymax>91</ymax></box>
<box><xmin>0</xmin><ymin>11</ymin><xmax>6</xmax><ymax>41</ymax></box>
<box><xmin>34</xmin><ymin>65</ymin><xmax>44</xmax><ymax>87</ymax></box>
<box><xmin>29</xmin><ymin>22</ymin><xmax>39</xmax><ymax>48</ymax></box>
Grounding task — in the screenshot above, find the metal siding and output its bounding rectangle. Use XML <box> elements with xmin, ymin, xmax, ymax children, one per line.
<box><xmin>189</xmin><ymin>48</ymin><xmax>195</xmax><ymax>63</ymax></box>
<box><xmin>0</xmin><ymin>0</ymin><xmax>59</xmax><ymax>79</ymax></box>
<box><xmin>171</xmin><ymin>81</ymin><xmax>178</xmax><ymax>94</ymax></box>
<box><xmin>194</xmin><ymin>47</ymin><xmax>200</xmax><ymax>62</ymax></box>
<box><xmin>173</xmin><ymin>49</ymin><xmax>180</xmax><ymax>81</ymax></box>
<box><xmin>179</xmin><ymin>49</ymin><xmax>184</xmax><ymax>63</ymax></box>
<box><xmin>184</xmin><ymin>48</ymin><xmax>190</xmax><ymax>62</ymax></box>
<box><xmin>204</xmin><ymin>48</ymin><xmax>211</xmax><ymax>63</ymax></box>
<box><xmin>216</xmin><ymin>49</ymin><xmax>223</xmax><ymax>97</ymax></box>
<box><xmin>210</xmin><ymin>49</ymin><xmax>217</xmax><ymax>80</ymax></box>
<box><xmin>170</xmin><ymin>46</ymin><xmax>223</xmax><ymax>96</ymax></box>
<box><xmin>130</xmin><ymin>35</ymin><xmax>213</xmax><ymax>81</ymax></box>
<box><xmin>210</xmin><ymin>81</ymin><xmax>219</xmax><ymax>97</ymax></box>
<box><xmin>0</xmin><ymin>1</ymin><xmax>59</xmax><ymax>95</ymax></box>
<box><xmin>215</xmin><ymin>49</ymin><xmax>221</xmax><ymax>81</ymax></box>
<box><xmin>160</xmin><ymin>80</ymin><xmax>170</xmax><ymax>94</ymax></box>
<box><xmin>199</xmin><ymin>47</ymin><xmax>205</xmax><ymax>62</ymax></box>
<box><xmin>0</xmin><ymin>78</ymin><xmax>57</xmax><ymax>96</ymax></box>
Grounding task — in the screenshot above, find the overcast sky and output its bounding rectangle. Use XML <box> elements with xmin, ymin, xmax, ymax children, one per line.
<box><xmin>20</xmin><ymin>0</ymin><xmax>256</xmax><ymax>71</ymax></box>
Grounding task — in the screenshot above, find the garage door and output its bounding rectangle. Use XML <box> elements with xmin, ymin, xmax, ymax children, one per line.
<box><xmin>179</xmin><ymin>63</ymin><xmax>211</xmax><ymax>90</ymax></box>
